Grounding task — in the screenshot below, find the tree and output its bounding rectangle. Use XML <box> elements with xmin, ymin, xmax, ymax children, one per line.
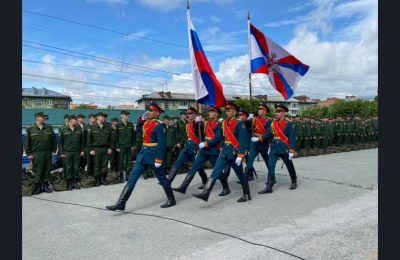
<box><xmin>77</xmin><ymin>104</ymin><xmax>91</xmax><ymax>109</ymax></box>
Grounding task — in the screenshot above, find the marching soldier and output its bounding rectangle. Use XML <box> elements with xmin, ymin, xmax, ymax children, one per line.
<box><xmin>58</xmin><ymin>115</ymin><xmax>84</xmax><ymax>190</ymax></box>
<box><xmin>163</xmin><ymin>115</ymin><xmax>178</xmax><ymax>173</ymax></box>
<box><xmin>88</xmin><ymin>112</ymin><xmax>113</xmax><ymax>186</ymax></box>
<box><xmin>86</xmin><ymin>113</ymin><xmax>96</xmax><ymax>175</ymax></box>
<box><xmin>246</xmin><ymin>103</ymin><xmax>272</xmax><ymax>182</ymax></box>
<box><xmin>166</xmin><ymin>106</ymin><xmax>208</xmax><ymax>187</ymax></box>
<box><xmin>115</xmin><ymin>110</ymin><xmax>135</xmax><ymax>183</ymax></box>
<box><xmin>106</xmin><ymin>102</ymin><xmax>176</xmax><ymax>210</ymax></box>
<box><xmin>192</xmin><ymin>102</ymin><xmax>251</xmax><ymax>203</ymax></box>
<box><xmin>23</xmin><ymin>112</ymin><xmax>57</xmax><ymax>194</ymax></box>
<box><xmin>257</xmin><ymin>104</ymin><xmax>298</xmax><ymax>194</ymax></box>
<box><xmin>172</xmin><ymin>106</ymin><xmax>230</xmax><ymax>196</ymax></box>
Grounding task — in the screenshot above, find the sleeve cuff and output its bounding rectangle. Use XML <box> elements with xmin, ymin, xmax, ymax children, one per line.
<box><xmin>205</xmin><ymin>142</ymin><xmax>209</xmax><ymax>148</ymax></box>
<box><xmin>155</xmin><ymin>159</ymin><xmax>163</xmax><ymax>164</ymax></box>
<box><xmin>237</xmin><ymin>153</ymin><xmax>245</xmax><ymax>158</ymax></box>
<box><xmin>289</xmin><ymin>148</ymin><xmax>295</xmax><ymax>153</ymax></box>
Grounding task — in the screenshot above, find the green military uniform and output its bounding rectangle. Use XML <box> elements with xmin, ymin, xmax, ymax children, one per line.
<box><xmin>343</xmin><ymin>119</ymin><xmax>352</xmax><ymax>145</ymax></box>
<box><xmin>334</xmin><ymin>119</ymin><xmax>344</xmax><ymax>147</ymax></box>
<box><xmin>110</xmin><ymin>119</ymin><xmax>119</xmax><ymax>172</ymax></box>
<box><xmin>175</xmin><ymin>118</ymin><xmax>187</xmax><ymax>153</ymax></box>
<box><xmin>88</xmin><ymin>112</ymin><xmax>114</xmax><ymax>186</ymax></box>
<box><xmin>86</xmin><ymin>116</ymin><xmax>96</xmax><ymax>175</ymax></box>
<box><xmin>360</xmin><ymin>120</ymin><xmax>367</xmax><ymax>145</ymax></box>
<box><xmin>313</xmin><ymin>120</ymin><xmax>322</xmax><ymax>153</ymax></box>
<box><xmin>164</xmin><ymin>116</ymin><xmax>178</xmax><ymax>170</ymax></box>
<box><xmin>373</xmin><ymin>118</ymin><xmax>378</xmax><ymax>142</ymax></box>
<box><xmin>293</xmin><ymin>118</ymin><xmax>304</xmax><ymax>153</ymax></box>
<box><xmin>327</xmin><ymin>120</ymin><xmax>334</xmax><ymax>148</ymax></box>
<box><xmin>77</xmin><ymin>114</ymin><xmax>87</xmax><ymax>171</ymax></box>
<box><xmin>321</xmin><ymin>120</ymin><xmax>329</xmax><ymax>152</ymax></box>
<box><xmin>58</xmin><ymin>116</ymin><xmax>84</xmax><ymax>190</ymax></box>
<box><xmin>115</xmin><ymin>113</ymin><xmax>135</xmax><ymax>182</ymax></box>
<box><xmin>23</xmin><ymin>112</ymin><xmax>57</xmax><ymax>194</ymax></box>
<box><xmin>303</xmin><ymin>119</ymin><xmax>312</xmax><ymax>153</ymax></box>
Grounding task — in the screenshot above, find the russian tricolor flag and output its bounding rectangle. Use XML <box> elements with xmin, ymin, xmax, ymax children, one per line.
<box><xmin>248</xmin><ymin>21</ymin><xmax>309</xmax><ymax>100</ymax></box>
<box><xmin>187</xmin><ymin>3</ymin><xmax>226</xmax><ymax>107</ymax></box>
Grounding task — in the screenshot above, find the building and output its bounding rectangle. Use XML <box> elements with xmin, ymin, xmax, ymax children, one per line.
<box><xmin>22</xmin><ymin>87</ymin><xmax>72</xmax><ymax>109</ymax></box>
<box><xmin>136</xmin><ymin>91</ymin><xmax>317</xmax><ymax>117</ymax></box>
<box><xmin>70</xmin><ymin>103</ymin><xmax>98</xmax><ymax>109</ymax></box>
<box><xmin>317</xmin><ymin>97</ymin><xmax>341</xmax><ymax>107</ymax></box>
<box><xmin>345</xmin><ymin>95</ymin><xmax>356</xmax><ymax>102</ymax></box>
<box><xmin>115</xmin><ymin>104</ymin><xmax>135</xmax><ymax>110</ymax></box>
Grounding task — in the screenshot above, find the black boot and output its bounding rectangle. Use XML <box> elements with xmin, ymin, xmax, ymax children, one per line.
<box><xmin>160</xmin><ymin>186</ymin><xmax>176</xmax><ymax>208</ymax></box>
<box><xmin>218</xmin><ymin>176</ymin><xmax>231</xmax><ymax>196</ymax></box>
<box><xmin>106</xmin><ymin>185</ymin><xmax>134</xmax><ymax>211</ymax></box>
<box><xmin>100</xmin><ymin>174</ymin><xmax>109</xmax><ymax>185</ymax></box>
<box><xmin>166</xmin><ymin>167</ymin><xmax>177</xmax><ymax>182</ymax></box>
<box><xmin>198</xmin><ymin>168</ymin><xmax>208</xmax><ymax>189</ymax></box>
<box><xmin>67</xmin><ymin>179</ymin><xmax>73</xmax><ymax>190</ymax></box>
<box><xmin>43</xmin><ymin>182</ymin><xmax>52</xmax><ymax>193</ymax></box>
<box><xmin>95</xmin><ymin>176</ymin><xmax>101</xmax><ymax>187</ymax></box>
<box><xmin>172</xmin><ymin>174</ymin><xmax>194</xmax><ymax>194</ymax></box>
<box><xmin>33</xmin><ymin>183</ymin><xmax>42</xmax><ymax>195</ymax></box>
<box><xmin>247</xmin><ymin>168</ymin><xmax>255</xmax><ymax>181</ymax></box>
<box><xmin>237</xmin><ymin>180</ymin><xmax>251</xmax><ymax>202</ymax></box>
<box><xmin>259</xmin><ymin>176</ymin><xmax>275</xmax><ymax>194</ymax></box>
<box><xmin>290</xmin><ymin>181</ymin><xmax>297</xmax><ymax>190</ymax></box>
<box><xmin>125</xmin><ymin>171</ymin><xmax>130</xmax><ymax>181</ymax></box>
<box><xmin>119</xmin><ymin>172</ymin><xmax>124</xmax><ymax>183</ymax></box>
<box><xmin>73</xmin><ymin>178</ymin><xmax>81</xmax><ymax>190</ymax></box>
<box><xmin>192</xmin><ymin>178</ymin><xmax>216</xmax><ymax>202</ymax></box>
<box><xmin>289</xmin><ymin>171</ymin><xmax>297</xmax><ymax>190</ymax></box>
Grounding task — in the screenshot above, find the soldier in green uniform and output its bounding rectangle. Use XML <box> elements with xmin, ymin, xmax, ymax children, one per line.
<box><xmin>106</xmin><ymin>102</ymin><xmax>176</xmax><ymax>211</ymax></box>
<box><xmin>360</xmin><ymin>118</ymin><xmax>367</xmax><ymax>146</ymax></box>
<box><xmin>175</xmin><ymin>111</ymin><xmax>187</xmax><ymax>157</ymax></box>
<box><xmin>58</xmin><ymin>115</ymin><xmax>85</xmax><ymax>190</ymax></box>
<box><xmin>163</xmin><ymin>115</ymin><xmax>178</xmax><ymax>173</ymax></box>
<box><xmin>23</xmin><ymin>112</ymin><xmax>57</xmax><ymax>194</ymax></box>
<box><xmin>110</xmin><ymin>117</ymin><xmax>119</xmax><ymax>172</ymax></box>
<box><xmin>327</xmin><ymin>118</ymin><xmax>335</xmax><ymax>149</ymax></box>
<box><xmin>321</xmin><ymin>118</ymin><xmax>329</xmax><ymax>153</ymax></box>
<box><xmin>77</xmin><ymin>114</ymin><xmax>87</xmax><ymax>172</ymax></box>
<box><xmin>115</xmin><ymin>110</ymin><xmax>135</xmax><ymax>183</ymax></box>
<box><xmin>88</xmin><ymin>112</ymin><xmax>113</xmax><ymax>186</ymax></box>
<box><xmin>293</xmin><ymin>116</ymin><xmax>304</xmax><ymax>155</ymax></box>
<box><xmin>373</xmin><ymin>117</ymin><xmax>378</xmax><ymax>142</ymax></box>
<box><xmin>303</xmin><ymin>117</ymin><xmax>312</xmax><ymax>154</ymax></box>
<box><xmin>313</xmin><ymin>119</ymin><xmax>322</xmax><ymax>154</ymax></box>
<box><xmin>86</xmin><ymin>113</ymin><xmax>96</xmax><ymax>175</ymax></box>
<box><xmin>343</xmin><ymin>117</ymin><xmax>352</xmax><ymax>146</ymax></box>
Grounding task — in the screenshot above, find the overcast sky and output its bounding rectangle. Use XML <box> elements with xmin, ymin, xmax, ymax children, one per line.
<box><xmin>22</xmin><ymin>0</ymin><xmax>378</xmax><ymax>106</ymax></box>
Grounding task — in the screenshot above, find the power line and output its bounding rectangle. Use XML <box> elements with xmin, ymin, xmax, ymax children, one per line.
<box><xmin>22</xmin><ymin>9</ymin><xmax>246</xmax><ymax>61</ymax></box>
<box><xmin>23</xmin><ymin>10</ymin><xmax>377</xmax><ymax>81</ymax></box>
<box><xmin>22</xmin><ymin>40</ymin><xmax>253</xmax><ymax>88</ymax></box>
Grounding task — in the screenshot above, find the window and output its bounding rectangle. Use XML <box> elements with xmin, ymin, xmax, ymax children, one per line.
<box><xmin>291</xmin><ymin>103</ymin><xmax>298</xmax><ymax>108</ymax></box>
<box><xmin>164</xmin><ymin>102</ymin><xmax>169</xmax><ymax>110</ymax></box>
<box><xmin>35</xmin><ymin>99</ymin><xmax>43</xmax><ymax>107</ymax></box>
<box><xmin>47</xmin><ymin>99</ymin><xmax>53</xmax><ymax>105</ymax></box>
<box><xmin>179</xmin><ymin>101</ymin><xmax>188</xmax><ymax>106</ymax></box>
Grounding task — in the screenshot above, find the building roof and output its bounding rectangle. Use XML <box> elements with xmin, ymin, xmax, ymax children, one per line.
<box><xmin>22</xmin><ymin>87</ymin><xmax>71</xmax><ymax>99</ymax></box>
<box><xmin>136</xmin><ymin>91</ymin><xmax>308</xmax><ymax>103</ymax></box>
<box><xmin>22</xmin><ymin>109</ymin><xmax>181</xmax><ymax>127</ymax></box>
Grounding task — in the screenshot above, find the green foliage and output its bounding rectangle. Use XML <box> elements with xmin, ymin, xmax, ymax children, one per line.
<box><xmin>301</xmin><ymin>99</ymin><xmax>378</xmax><ymax>118</ymax></box>
<box><xmin>76</xmin><ymin>104</ymin><xmax>92</xmax><ymax>109</ymax></box>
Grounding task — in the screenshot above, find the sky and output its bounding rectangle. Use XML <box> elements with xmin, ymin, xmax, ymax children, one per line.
<box><xmin>22</xmin><ymin>0</ymin><xmax>378</xmax><ymax>107</ymax></box>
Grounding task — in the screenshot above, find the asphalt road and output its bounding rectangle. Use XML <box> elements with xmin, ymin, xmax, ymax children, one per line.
<box><xmin>22</xmin><ymin>148</ymin><xmax>378</xmax><ymax>260</ymax></box>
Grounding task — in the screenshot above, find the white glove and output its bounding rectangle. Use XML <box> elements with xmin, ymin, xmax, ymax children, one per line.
<box><xmin>218</xmin><ymin>118</ymin><xmax>223</xmax><ymax>122</ymax></box>
<box><xmin>199</xmin><ymin>142</ymin><xmax>205</xmax><ymax>149</ymax></box>
<box><xmin>288</xmin><ymin>152</ymin><xmax>294</xmax><ymax>160</ymax></box>
<box><xmin>195</xmin><ymin>115</ymin><xmax>202</xmax><ymax>122</ymax></box>
<box><xmin>235</xmin><ymin>157</ymin><xmax>242</xmax><ymax>166</ymax></box>
<box><xmin>154</xmin><ymin>162</ymin><xmax>162</xmax><ymax>168</ymax></box>
<box><xmin>249</xmin><ymin>114</ymin><xmax>254</xmax><ymax>119</ymax></box>
<box><xmin>251</xmin><ymin>137</ymin><xmax>259</xmax><ymax>142</ymax></box>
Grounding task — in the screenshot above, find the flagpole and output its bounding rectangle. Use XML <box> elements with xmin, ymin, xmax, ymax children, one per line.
<box><xmin>248</xmin><ymin>11</ymin><xmax>253</xmax><ymax>104</ymax></box>
<box><xmin>187</xmin><ymin>0</ymin><xmax>202</xmax><ymax>142</ymax></box>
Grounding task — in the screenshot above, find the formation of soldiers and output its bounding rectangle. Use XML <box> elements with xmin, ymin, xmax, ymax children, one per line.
<box><xmin>23</xmin><ymin>104</ymin><xmax>378</xmax><ymax>208</ymax></box>
<box><xmin>292</xmin><ymin>116</ymin><xmax>378</xmax><ymax>156</ymax></box>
